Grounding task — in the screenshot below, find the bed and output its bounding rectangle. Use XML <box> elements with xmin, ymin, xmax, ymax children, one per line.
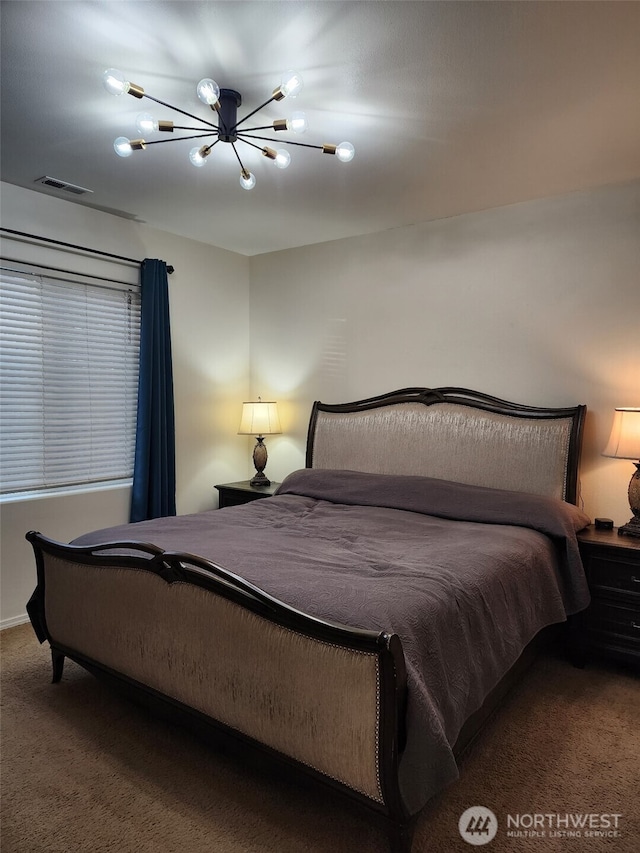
<box><xmin>26</xmin><ymin>386</ymin><xmax>590</xmax><ymax>852</ymax></box>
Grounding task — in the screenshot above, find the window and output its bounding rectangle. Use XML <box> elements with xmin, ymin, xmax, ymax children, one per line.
<box><xmin>0</xmin><ymin>269</ymin><xmax>141</xmax><ymax>495</ymax></box>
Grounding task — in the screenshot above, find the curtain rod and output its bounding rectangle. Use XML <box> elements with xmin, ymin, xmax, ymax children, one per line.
<box><xmin>1</xmin><ymin>257</ymin><xmax>139</xmax><ymax>291</ymax></box>
<box><xmin>0</xmin><ymin>228</ymin><xmax>174</xmax><ymax>274</ymax></box>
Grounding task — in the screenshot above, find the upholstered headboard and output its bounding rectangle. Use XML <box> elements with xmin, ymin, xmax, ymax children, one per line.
<box><xmin>306</xmin><ymin>387</ymin><xmax>586</xmax><ymax>504</ymax></box>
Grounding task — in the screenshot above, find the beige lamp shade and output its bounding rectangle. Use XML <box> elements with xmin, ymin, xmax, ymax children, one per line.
<box><xmin>603</xmin><ymin>408</ymin><xmax>640</xmax><ymax>460</ymax></box>
<box><xmin>238</xmin><ymin>400</ymin><xmax>282</xmax><ymax>436</ymax></box>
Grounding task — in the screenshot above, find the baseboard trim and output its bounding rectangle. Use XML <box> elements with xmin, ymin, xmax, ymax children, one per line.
<box><xmin>1</xmin><ymin>613</ymin><xmax>30</xmax><ymax>631</ymax></box>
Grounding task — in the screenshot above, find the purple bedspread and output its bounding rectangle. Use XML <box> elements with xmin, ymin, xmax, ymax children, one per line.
<box><xmin>72</xmin><ymin>469</ymin><xmax>590</xmax><ymax>814</ymax></box>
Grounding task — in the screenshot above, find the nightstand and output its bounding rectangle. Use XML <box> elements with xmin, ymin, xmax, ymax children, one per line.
<box><xmin>215</xmin><ymin>480</ymin><xmax>280</xmax><ymax>509</ymax></box>
<box><xmin>576</xmin><ymin>526</ymin><xmax>640</xmax><ymax>669</ymax></box>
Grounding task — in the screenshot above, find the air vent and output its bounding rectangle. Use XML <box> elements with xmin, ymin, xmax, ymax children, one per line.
<box><xmin>35</xmin><ymin>176</ymin><xmax>93</xmax><ymax>195</ymax></box>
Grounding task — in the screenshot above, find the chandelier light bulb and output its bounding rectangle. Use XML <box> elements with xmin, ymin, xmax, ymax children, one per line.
<box><xmin>274</xmin><ymin>149</ymin><xmax>291</xmax><ymax>169</ymax></box>
<box><xmin>239</xmin><ymin>170</ymin><xmax>256</xmax><ymax>190</ymax></box>
<box><xmin>189</xmin><ymin>146</ymin><xmax>209</xmax><ymax>167</ymax></box>
<box><xmin>335</xmin><ymin>141</ymin><xmax>355</xmax><ymax>162</ymax></box>
<box><xmin>286</xmin><ymin>111</ymin><xmax>308</xmax><ymax>134</ymax></box>
<box><xmin>197</xmin><ymin>78</ymin><xmax>221</xmax><ymax>106</ymax></box>
<box><xmin>103</xmin><ymin>68</ymin><xmax>129</xmax><ymax>96</ymax></box>
<box><xmin>280</xmin><ymin>70</ymin><xmax>303</xmax><ymax>99</ymax></box>
<box><xmin>113</xmin><ymin>136</ymin><xmax>133</xmax><ymax>157</ymax></box>
<box><xmin>135</xmin><ymin>113</ymin><xmax>159</xmax><ymax>135</ymax></box>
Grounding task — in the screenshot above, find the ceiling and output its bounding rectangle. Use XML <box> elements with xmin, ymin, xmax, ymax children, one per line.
<box><xmin>2</xmin><ymin>1</ymin><xmax>640</xmax><ymax>256</ymax></box>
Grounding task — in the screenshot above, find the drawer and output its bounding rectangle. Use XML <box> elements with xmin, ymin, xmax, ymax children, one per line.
<box><xmin>584</xmin><ymin>555</ymin><xmax>640</xmax><ymax>596</ymax></box>
<box><xmin>584</xmin><ymin>600</ymin><xmax>640</xmax><ymax>643</ymax></box>
<box><xmin>585</xmin><ymin>629</ymin><xmax>640</xmax><ymax>660</ymax></box>
<box><xmin>219</xmin><ymin>491</ymin><xmax>266</xmax><ymax>508</ymax></box>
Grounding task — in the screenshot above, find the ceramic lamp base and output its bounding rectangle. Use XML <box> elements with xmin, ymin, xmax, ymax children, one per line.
<box><xmin>251</xmin><ymin>436</ymin><xmax>270</xmax><ymax>486</ymax></box>
<box><xmin>619</xmin><ymin>464</ymin><xmax>640</xmax><ymax>537</ymax></box>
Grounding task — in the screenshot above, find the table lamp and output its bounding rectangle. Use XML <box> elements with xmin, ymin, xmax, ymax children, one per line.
<box><xmin>603</xmin><ymin>407</ymin><xmax>640</xmax><ymax>537</ymax></box>
<box><xmin>238</xmin><ymin>398</ymin><xmax>282</xmax><ymax>487</ymax></box>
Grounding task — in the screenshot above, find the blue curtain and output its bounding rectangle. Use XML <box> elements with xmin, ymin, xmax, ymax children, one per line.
<box><xmin>130</xmin><ymin>259</ymin><xmax>176</xmax><ymax>522</ymax></box>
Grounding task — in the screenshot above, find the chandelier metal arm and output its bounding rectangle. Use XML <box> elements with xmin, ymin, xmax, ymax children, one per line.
<box><xmin>232</xmin><ymin>94</ymin><xmax>278</xmax><ymax>131</ymax></box>
<box><xmin>173</xmin><ymin>125</ymin><xmax>219</xmax><ymax>132</ymax></box>
<box><xmin>236</xmin><ymin>132</ymin><xmax>324</xmax><ymax>152</ymax></box>
<box><xmin>230</xmin><ymin>142</ymin><xmax>249</xmax><ymax>172</ymax></box>
<box><xmin>143</xmin><ymin>93</ymin><xmax>219</xmax><ymax>129</ymax></box>
<box><xmin>235</xmin><ymin>125</ymin><xmax>276</xmax><ymax>133</ymax></box>
<box><xmin>238</xmin><ymin>138</ymin><xmax>266</xmax><ymax>153</ymax></box>
<box><xmin>143</xmin><ymin>132</ymin><xmax>219</xmax><ymax>146</ymax></box>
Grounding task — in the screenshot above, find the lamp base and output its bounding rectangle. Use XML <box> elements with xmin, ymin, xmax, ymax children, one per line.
<box><xmin>250</xmin><ymin>436</ymin><xmax>270</xmax><ymax>487</ymax></box>
<box><xmin>619</xmin><ymin>463</ymin><xmax>640</xmax><ymax>537</ymax></box>
<box><xmin>249</xmin><ymin>471</ymin><xmax>271</xmax><ymax>487</ymax></box>
<box><xmin>618</xmin><ymin>516</ymin><xmax>640</xmax><ymax>538</ymax></box>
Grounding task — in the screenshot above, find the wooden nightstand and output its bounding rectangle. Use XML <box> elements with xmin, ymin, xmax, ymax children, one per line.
<box><xmin>576</xmin><ymin>526</ymin><xmax>640</xmax><ymax>669</ymax></box>
<box><xmin>215</xmin><ymin>480</ymin><xmax>280</xmax><ymax>509</ymax></box>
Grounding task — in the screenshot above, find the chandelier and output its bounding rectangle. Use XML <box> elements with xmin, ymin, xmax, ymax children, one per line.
<box><xmin>103</xmin><ymin>69</ymin><xmax>355</xmax><ymax>190</ymax></box>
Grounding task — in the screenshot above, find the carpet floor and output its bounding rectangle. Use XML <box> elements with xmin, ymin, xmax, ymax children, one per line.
<box><xmin>1</xmin><ymin>623</ymin><xmax>638</xmax><ymax>853</ymax></box>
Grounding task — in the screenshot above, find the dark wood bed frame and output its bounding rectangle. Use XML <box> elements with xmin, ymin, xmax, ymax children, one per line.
<box><xmin>26</xmin><ymin>387</ymin><xmax>586</xmax><ymax>853</ymax></box>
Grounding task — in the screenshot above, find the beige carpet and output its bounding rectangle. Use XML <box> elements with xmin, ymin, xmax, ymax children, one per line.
<box><xmin>1</xmin><ymin>623</ymin><xmax>638</xmax><ymax>853</ymax></box>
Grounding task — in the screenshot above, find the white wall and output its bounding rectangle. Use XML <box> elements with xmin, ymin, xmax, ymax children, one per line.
<box><xmin>0</xmin><ymin>182</ymin><xmax>251</xmax><ymax>626</ymax></box>
<box><xmin>250</xmin><ymin>180</ymin><xmax>640</xmax><ymax>527</ymax></box>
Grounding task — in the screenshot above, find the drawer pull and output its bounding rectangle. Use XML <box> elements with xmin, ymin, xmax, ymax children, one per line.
<box><xmin>632</xmin><ymin>576</ymin><xmax>640</xmax><ymax>584</ymax></box>
<box><xmin>633</xmin><ymin>623</ymin><xmax>640</xmax><ymax>631</ymax></box>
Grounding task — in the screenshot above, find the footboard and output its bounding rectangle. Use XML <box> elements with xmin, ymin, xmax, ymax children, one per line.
<box><xmin>26</xmin><ymin>532</ymin><xmax>410</xmax><ymax>842</ymax></box>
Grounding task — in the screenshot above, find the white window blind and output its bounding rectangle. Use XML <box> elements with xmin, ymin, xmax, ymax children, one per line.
<box><xmin>0</xmin><ymin>269</ymin><xmax>141</xmax><ymax>495</ymax></box>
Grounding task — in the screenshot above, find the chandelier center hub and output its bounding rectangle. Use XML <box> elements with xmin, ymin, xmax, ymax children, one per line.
<box><xmin>218</xmin><ymin>89</ymin><xmax>242</xmax><ymax>143</ymax></box>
